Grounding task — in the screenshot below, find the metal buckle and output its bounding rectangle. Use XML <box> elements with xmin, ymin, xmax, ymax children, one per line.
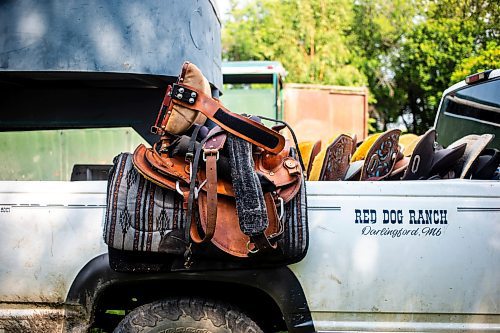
<box><xmin>177</xmin><ymin>179</ymin><xmax>206</xmax><ymax>200</ymax></box>
<box><xmin>202</xmin><ymin>150</ymin><xmax>219</xmax><ymax>162</ymax></box>
<box><xmin>246</xmin><ymin>241</ymin><xmax>259</xmax><ymax>254</ymax></box>
<box><xmin>194</xmin><ymin>179</ymin><xmax>207</xmax><ymax>200</ymax></box>
<box><xmin>175</xmin><ymin>181</ymin><xmax>184</xmax><ymax>196</ymax></box>
<box><xmin>150</xmin><ymin>126</ymin><xmax>160</xmax><ymax>134</ymax></box>
<box><xmin>277</xmin><ymin>197</ymin><xmax>284</xmax><ymax>221</ymax></box>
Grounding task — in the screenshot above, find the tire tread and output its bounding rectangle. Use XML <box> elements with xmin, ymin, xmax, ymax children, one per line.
<box><xmin>113</xmin><ymin>297</ymin><xmax>263</xmax><ymax>333</ymax></box>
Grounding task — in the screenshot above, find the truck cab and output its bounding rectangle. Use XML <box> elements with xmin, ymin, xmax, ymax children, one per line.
<box><xmin>434</xmin><ymin>69</ymin><xmax>500</xmax><ymax>148</ymax></box>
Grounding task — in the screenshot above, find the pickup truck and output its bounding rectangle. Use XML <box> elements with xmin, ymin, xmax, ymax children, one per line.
<box><xmin>0</xmin><ymin>69</ymin><xmax>499</xmax><ymax>332</ymax></box>
<box><xmin>0</xmin><ymin>1</ymin><xmax>499</xmax><ymax>331</ymax></box>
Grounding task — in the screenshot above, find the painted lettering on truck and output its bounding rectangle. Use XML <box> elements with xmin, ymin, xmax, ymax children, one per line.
<box><xmin>354</xmin><ymin>208</ymin><xmax>448</xmax><ymax>238</ymax></box>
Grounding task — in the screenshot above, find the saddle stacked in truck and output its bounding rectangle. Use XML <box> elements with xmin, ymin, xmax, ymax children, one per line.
<box><xmin>104</xmin><ymin>62</ymin><xmax>308</xmax><ymax>271</ymax></box>
<box><xmin>305</xmin><ymin>129</ymin><xmax>499</xmax><ymax>181</ymax></box>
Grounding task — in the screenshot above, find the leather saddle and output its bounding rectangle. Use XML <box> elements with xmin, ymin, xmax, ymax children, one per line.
<box><xmin>133</xmin><ymin>62</ymin><xmax>303</xmax><ymax>261</ymax></box>
<box><xmin>447</xmin><ymin>134</ymin><xmax>495</xmax><ymax>179</ymax></box>
<box><xmin>303</xmin><ymin>128</ymin><xmax>497</xmax><ymax>182</ymax></box>
<box><xmin>388</xmin><ymin>130</ymin><xmax>497</xmax><ymax>180</ymax></box>
<box><xmin>308</xmin><ymin>134</ymin><xmax>356</xmax><ymax>181</ymax></box>
<box><xmin>298</xmin><ymin>140</ymin><xmax>322</xmax><ymax>178</ymax></box>
<box><xmin>344</xmin><ymin>129</ymin><xmax>402</xmax><ymax>181</ymax></box>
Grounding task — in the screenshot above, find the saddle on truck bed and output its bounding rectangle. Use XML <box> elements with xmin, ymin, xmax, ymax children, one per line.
<box><xmin>306</xmin><ymin>129</ymin><xmax>498</xmax><ymax>182</ymax></box>
<box><xmin>104</xmin><ymin>62</ymin><xmax>308</xmax><ymax>272</ymax></box>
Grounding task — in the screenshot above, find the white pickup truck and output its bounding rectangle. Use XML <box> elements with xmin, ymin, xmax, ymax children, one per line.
<box><xmin>0</xmin><ymin>69</ymin><xmax>499</xmax><ymax>333</ymax></box>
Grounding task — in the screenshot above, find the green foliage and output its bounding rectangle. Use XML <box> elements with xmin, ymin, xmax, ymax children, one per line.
<box><xmin>392</xmin><ymin>0</ymin><xmax>499</xmax><ymax>133</ymax></box>
<box><xmin>451</xmin><ymin>42</ymin><xmax>500</xmax><ymax>83</ymax></box>
<box><xmin>367</xmin><ymin>117</ymin><xmax>378</xmax><ymax>134</ymax></box>
<box><xmin>350</xmin><ymin>0</ymin><xmax>421</xmax><ymax>131</ymax></box>
<box><xmin>394</xmin><ymin>18</ymin><xmax>479</xmax><ymax>132</ymax></box>
<box><xmin>223</xmin><ymin>0</ymin><xmax>367</xmax><ymax>86</ymax></box>
<box><xmin>222</xmin><ymin>0</ymin><xmax>500</xmax><ymax>134</ymax></box>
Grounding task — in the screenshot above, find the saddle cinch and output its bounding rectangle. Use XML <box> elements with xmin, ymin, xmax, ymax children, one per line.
<box><xmin>104</xmin><ymin>62</ymin><xmax>308</xmax><ymax>270</ymax></box>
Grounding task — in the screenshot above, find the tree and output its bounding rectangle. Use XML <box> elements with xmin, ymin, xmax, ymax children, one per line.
<box><xmin>350</xmin><ymin>0</ymin><xmax>421</xmax><ymax>130</ymax></box>
<box><xmin>223</xmin><ymin>0</ymin><xmax>367</xmax><ymax>86</ymax></box>
<box><xmin>394</xmin><ymin>18</ymin><xmax>477</xmax><ymax>132</ymax></box>
<box><xmin>223</xmin><ymin>0</ymin><xmax>500</xmax><ymax>134</ymax></box>
<box><xmin>451</xmin><ymin>42</ymin><xmax>500</xmax><ymax>83</ymax></box>
<box><xmin>393</xmin><ymin>0</ymin><xmax>499</xmax><ymax>133</ymax></box>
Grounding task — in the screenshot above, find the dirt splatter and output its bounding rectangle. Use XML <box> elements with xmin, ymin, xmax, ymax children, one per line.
<box><xmin>1</xmin><ymin>312</ymin><xmax>63</xmax><ymax>333</ymax></box>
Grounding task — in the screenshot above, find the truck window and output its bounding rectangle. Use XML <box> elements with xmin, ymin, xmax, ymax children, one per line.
<box><xmin>0</xmin><ymin>127</ymin><xmax>148</xmax><ymax>181</ymax></box>
<box><xmin>435</xmin><ymin>78</ymin><xmax>500</xmax><ymax>147</ymax></box>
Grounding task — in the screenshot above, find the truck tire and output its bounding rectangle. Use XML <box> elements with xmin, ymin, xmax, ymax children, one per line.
<box><xmin>113</xmin><ymin>297</ymin><xmax>264</xmax><ymax>333</ymax></box>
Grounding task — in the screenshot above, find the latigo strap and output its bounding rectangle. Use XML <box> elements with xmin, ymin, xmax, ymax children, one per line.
<box><xmin>187</xmin><ymin>127</ymin><xmax>227</xmax><ymax>245</ymax></box>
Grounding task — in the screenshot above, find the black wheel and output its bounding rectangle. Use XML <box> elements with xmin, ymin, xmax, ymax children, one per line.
<box><xmin>113</xmin><ymin>297</ymin><xmax>264</xmax><ymax>333</ymax></box>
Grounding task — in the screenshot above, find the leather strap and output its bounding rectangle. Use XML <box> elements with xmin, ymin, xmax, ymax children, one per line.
<box><xmin>250</xmin><ymin>233</ymin><xmax>276</xmax><ymax>253</ymax></box>
<box><xmin>186</xmin><ymin>125</ymin><xmax>202</xmax><ymax>162</ymax></box>
<box><xmin>188</xmin><ymin>128</ymin><xmax>227</xmax><ymax>244</ymax></box>
<box><xmin>185</xmin><ymin>134</ymin><xmax>210</xmax><ymax>245</ymax></box>
<box><xmin>206</xmin><ymin>152</ymin><xmax>218</xmax><ymax>236</ymax></box>
<box><xmin>151</xmin><ymin>86</ymin><xmax>173</xmax><ymax>135</ymax></box>
<box><xmin>151</xmin><ymin>62</ymin><xmax>192</xmax><ymax>136</ymax></box>
<box><xmin>248</xmin><ymin>193</ymin><xmax>281</xmax><ymax>254</ymax></box>
<box><xmin>170</xmin><ymin>83</ymin><xmax>285</xmax><ymax>154</ymax></box>
<box><xmin>263</xmin><ymin>192</ymin><xmax>284</xmax><ymax>243</ymax></box>
<box><xmin>204</xmin><ymin>132</ymin><xmax>227</xmax><ymax>241</ymax></box>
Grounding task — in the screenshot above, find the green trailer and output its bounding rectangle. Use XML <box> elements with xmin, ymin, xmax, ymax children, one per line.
<box><xmin>221</xmin><ymin>61</ymin><xmax>286</xmax><ymax>125</ymax></box>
